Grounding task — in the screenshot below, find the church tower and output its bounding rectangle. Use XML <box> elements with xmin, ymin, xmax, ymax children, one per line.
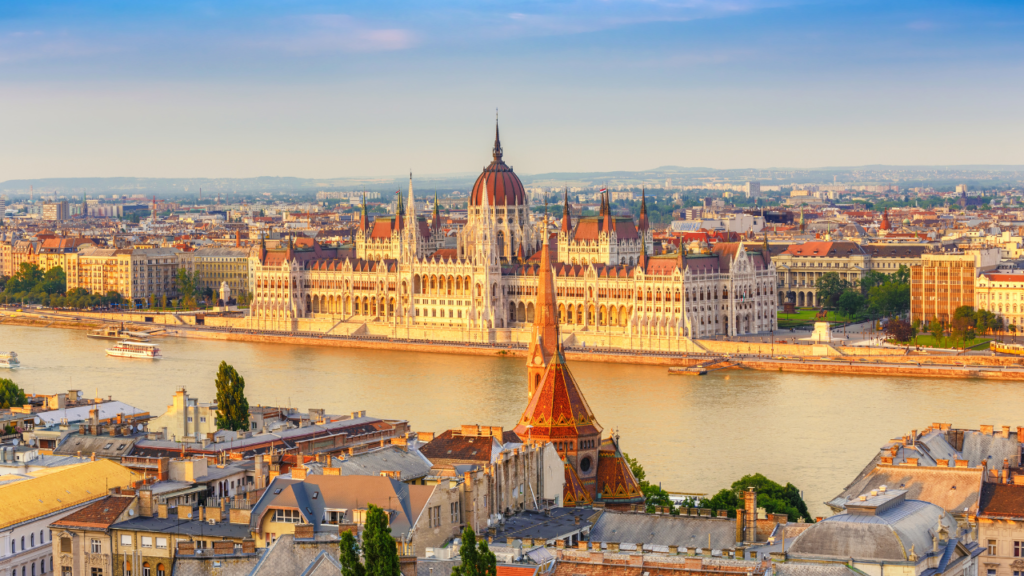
<box><xmin>526</xmin><ymin>223</ymin><xmax>560</xmax><ymax>398</ymax></box>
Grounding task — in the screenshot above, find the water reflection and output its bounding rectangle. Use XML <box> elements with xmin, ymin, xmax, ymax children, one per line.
<box><xmin>3</xmin><ymin>324</ymin><xmax>1018</xmax><ymax>516</ymax></box>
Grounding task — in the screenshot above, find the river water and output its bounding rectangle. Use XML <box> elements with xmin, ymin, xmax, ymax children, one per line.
<box><xmin>2</xmin><ymin>324</ymin><xmax>1019</xmax><ymax>516</ymax></box>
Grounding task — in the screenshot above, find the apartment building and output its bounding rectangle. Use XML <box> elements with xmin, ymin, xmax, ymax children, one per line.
<box><xmin>191</xmin><ymin>246</ymin><xmax>249</xmax><ymax>299</ymax></box>
<box><xmin>910</xmin><ymin>248</ymin><xmax>1000</xmax><ymax>324</ymax></box>
<box><xmin>774</xmin><ymin>241</ymin><xmax>870</xmax><ymax>307</ymax></box>
<box><xmin>976</xmin><ymin>481</ymin><xmax>1024</xmax><ymax>576</ymax></box>
<box><xmin>66</xmin><ymin>247</ymin><xmax>184</xmax><ymax>302</ymax></box>
<box><xmin>42</xmin><ymin>200</ymin><xmax>69</xmax><ymax>222</ymax></box>
<box><xmin>976</xmin><ymin>272</ymin><xmax>1024</xmax><ymax>329</ymax></box>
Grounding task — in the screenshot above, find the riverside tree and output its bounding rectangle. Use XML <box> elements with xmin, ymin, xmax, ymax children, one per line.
<box><xmin>703</xmin><ymin>473</ymin><xmax>813</xmax><ymax>523</ymax></box>
<box><xmin>452</xmin><ymin>525</ymin><xmax>497</xmax><ymax>576</ymax></box>
<box><xmin>214</xmin><ymin>361</ymin><xmax>250</xmax><ymax>431</ymax></box>
<box><xmin>339</xmin><ymin>530</ymin><xmax>366</xmax><ymax>576</ymax></box>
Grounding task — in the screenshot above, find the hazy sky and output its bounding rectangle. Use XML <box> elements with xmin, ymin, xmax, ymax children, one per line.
<box><xmin>1</xmin><ymin>0</ymin><xmax>1022</xmax><ymax>181</ymax></box>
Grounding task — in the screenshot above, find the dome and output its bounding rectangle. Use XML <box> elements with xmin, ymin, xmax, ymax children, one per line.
<box><xmin>469</xmin><ymin>122</ymin><xmax>526</xmax><ymax>207</ymax></box>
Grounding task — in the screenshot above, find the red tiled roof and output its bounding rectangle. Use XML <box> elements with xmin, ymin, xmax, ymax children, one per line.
<box><xmin>782</xmin><ymin>241</ymin><xmax>865</xmax><ymax>257</ymax></box>
<box><xmin>979</xmin><ymin>483</ymin><xmax>1024</xmax><ymax>519</ymax></box>
<box><xmin>514</xmin><ymin>351</ymin><xmax>602</xmax><ymax>440</ymax></box>
<box><xmin>983</xmin><ymin>274</ymin><xmax>1024</xmax><ymax>282</ymax></box>
<box><xmin>51</xmin><ymin>495</ymin><xmax>134</xmax><ymax>529</ymax></box>
<box><xmin>595</xmin><ymin>436</ymin><xmax>644</xmax><ymax>504</ymax></box>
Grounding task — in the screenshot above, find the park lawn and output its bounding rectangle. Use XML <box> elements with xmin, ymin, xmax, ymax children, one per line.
<box><xmin>899</xmin><ymin>334</ymin><xmax>991</xmax><ymax>350</ymax></box>
<box><xmin>777</xmin><ymin>308</ymin><xmax>863</xmax><ymax>328</ymax></box>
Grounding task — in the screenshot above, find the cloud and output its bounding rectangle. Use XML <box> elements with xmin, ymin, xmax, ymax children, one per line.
<box><xmin>250</xmin><ymin>14</ymin><xmax>416</xmax><ymax>54</ymax></box>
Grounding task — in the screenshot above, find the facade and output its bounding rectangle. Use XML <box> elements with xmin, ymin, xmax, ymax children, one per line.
<box><xmin>0</xmin><ymin>460</ymin><xmax>139</xmax><ymax>576</ymax></box>
<box><xmin>42</xmin><ymin>201</ymin><xmax>69</xmax><ymax>222</ymax></box>
<box><xmin>774</xmin><ymin>241</ymin><xmax>870</xmax><ymax>307</ymax></box>
<box><xmin>66</xmin><ymin>247</ymin><xmax>184</xmax><ymax>302</ymax></box>
<box><xmin>975</xmin><ymin>482</ymin><xmax>1024</xmax><ymax>576</ymax></box>
<box><xmin>975</xmin><ymin>273</ymin><xmax>1024</xmax><ymax>330</ymax></box>
<box><xmin>911</xmin><ymin>249</ymin><xmax>1000</xmax><ymax>324</ymax></box>
<box><xmin>51</xmin><ymin>494</ymin><xmax>137</xmax><ymax>576</ymax></box>
<box><xmin>149</xmin><ymin>388</ymin><xmax>218</xmax><ymax>443</ymax></box>
<box><xmin>191</xmin><ymin>246</ymin><xmax>250</xmax><ymax>299</ymax></box>
<box><xmin>246</xmin><ymin>123</ymin><xmax>779</xmax><ymax>345</ymax></box>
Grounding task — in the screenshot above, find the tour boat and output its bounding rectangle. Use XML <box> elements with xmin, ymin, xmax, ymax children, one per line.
<box><xmin>105</xmin><ymin>341</ymin><xmax>161</xmax><ymax>359</ymax></box>
<box><xmin>0</xmin><ymin>352</ymin><xmax>20</xmax><ymax>369</ymax></box>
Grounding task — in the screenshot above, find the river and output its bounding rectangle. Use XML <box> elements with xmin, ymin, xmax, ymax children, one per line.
<box><xmin>2</xmin><ymin>323</ymin><xmax>1019</xmax><ymax>517</ymax></box>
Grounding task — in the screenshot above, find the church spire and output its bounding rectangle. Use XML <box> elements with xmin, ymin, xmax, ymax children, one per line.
<box><xmin>431</xmin><ymin>190</ymin><xmax>441</xmax><ymax>231</ymax></box>
<box><xmin>526</xmin><ymin>215</ymin><xmax>560</xmax><ymax>398</ymax></box>
<box><xmin>638</xmin><ymin>187</ymin><xmax>649</xmax><ymax>233</ymax></box>
<box><xmin>359</xmin><ymin>193</ymin><xmax>370</xmax><ymax>231</ymax></box>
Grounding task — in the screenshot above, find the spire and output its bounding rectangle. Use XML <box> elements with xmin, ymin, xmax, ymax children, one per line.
<box><xmin>561</xmin><ymin>189</ymin><xmax>572</xmax><ymax>234</ymax></box>
<box><xmin>638</xmin><ymin>187</ymin><xmax>650</xmax><ymax>232</ymax></box>
<box><xmin>601</xmin><ymin>192</ymin><xmax>613</xmax><ymax>234</ymax></box>
<box><xmin>359</xmin><ymin>193</ymin><xmax>370</xmax><ymax>231</ymax></box>
<box><xmin>526</xmin><ymin>220</ymin><xmax>560</xmax><ymax>397</ymax></box>
<box><xmin>677</xmin><ymin>240</ymin><xmax>687</xmax><ymax>272</ymax></box>
<box><xmin>762</xmin><ymin>233</ymin><xmax>771</xmax><ymax>266</ymax></box>
<box><xmin>637</xmin><ymin>239</ymin><xmax>648</xmax><ymax>271</ymax></box>
<box><xmin>394</xmin><ymin>190</ymin><xmax>404</xmax><ymax>231</ymax></box>
<box><xmin>431</xmin><ymin>190</ymin><xmax>441</xmax><ymax>232</ymax></box>
<box><xmin>492</xmin><ymin>112</ymin><xmax>503</xmax><ymax>162</ymax></box>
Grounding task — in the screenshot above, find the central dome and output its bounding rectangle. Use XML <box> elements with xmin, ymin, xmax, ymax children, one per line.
<box><xmin>470</xmin><ymin>123</ymin><xmax>526</xmax><ymax>207</ymax></box>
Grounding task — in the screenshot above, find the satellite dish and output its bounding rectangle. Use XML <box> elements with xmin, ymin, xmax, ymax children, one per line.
<box><xmin>34</xmin><ymin>417</ymin><xmax>41</xmax><ymax>425</ymax></box>
<box><xmin>129</xmin><ymin>509</ymin><xmax>135</xmax><ymax>517</ymax></box>
<box><xmin>187</xmin><ymin>512</ymin><xmax>193</xmax><ymax>519</ymax></box>
<box><xmin>77</xmin><ymin>391</ymin><xmax>83</xmax><ymax>398</ymax></box>
<box><xmin>28</xmin><ymin>440</ymin><xmax>35</xmax><ymax>447</ymax></box>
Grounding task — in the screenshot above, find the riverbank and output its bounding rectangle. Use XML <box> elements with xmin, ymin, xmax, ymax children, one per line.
<box><xmin>3</xmin><ymin>310</ymin><xmax>1022</xmax><ymax>377</ymax></box>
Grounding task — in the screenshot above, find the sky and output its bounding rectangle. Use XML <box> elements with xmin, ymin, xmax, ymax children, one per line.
<box><xmin>1</xmin><ymin>0</ymin><xmax>1022</xmax><ymax>181</ymax></box>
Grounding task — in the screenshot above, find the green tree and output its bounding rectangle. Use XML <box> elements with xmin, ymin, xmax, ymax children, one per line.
<box><xmin>40</xmin><ymin>266</ymin><xmax>66</xmax><ymax>295</ymax></box>
<box><xmin>867</xmin><ymin>282</ymin><xmax>910</xmax><ymax>316</ymax></box>
<box><xmin>893</xmin><ymin>264</ymin><xmax>910</xmax><ymax>285</ymax></box>
<box><xmin>953</xmin><ymin>306</ymin><xmax>976</xmax><ymax>326</ymax></box>
<box><xmin>1011</xmin><ymin>324</ymin><xmax>1018</xmax><ymax>343</ymax></box>
<box><xmin>363</xmin><ymin>505</ymin><xmax>401</xmax><ymax>576</ymax></box>
<box><xmin>814</xmin><ymin>273</ymin><xmax>850</xmax><ymax>308</ymax></box>
<box><xmin>0</xmin><ymin>378</ymin><xmax>26</xmax><ymax>409</ymax></box>
<box><xmin>951</xmin><ymin>317</ymin><xmax>976</xmax><ymax>350</ymax></box>
<box><xmin>929</xmin><ymin>320</ymin><xmax>945</xmax><ymax>345</ymax></box>
<box><xmin>703</xmin><ymin>474</ymin><xmax>813</xmax><ymax>522</ymax></box>
<box><xmin>214</xmin><ymin>361</ymin><xmax>250</xmax><ymax>431</ymax></box>
<box><xmin>339</xmin><ymin>530</ymin><xmax>366</xmax><ymax>576</ymax></box>
<box><xmin>859</xmin><ymin>270</ymin><xmax>889</xmax><ymax>292</ymax></box>
<box><xmin>175</xmin><ymin>269</ymin><xmax>198</xmax><ymax>308</ymax></box>
<box><xmin>836</xmin><ymin>290</ymin><xmax>866</xmax><ymax>319</ymax></box>
<box><xmin>624</xmin><ymin>453</ymin><xmax>673</xmax><ymax>512</ymax></box>
<box><xmin>885</xmin><ymin>318</ymin><xmax>914</xmax><ymax>343</ymax></box>
<box><xmin>451</xmin><ymin>525</ymin><xmax>497</xmax><ymax>576</ymax></box>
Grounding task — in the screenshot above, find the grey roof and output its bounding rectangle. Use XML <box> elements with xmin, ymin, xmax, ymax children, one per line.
<box><xmin>54</xmin><ymin>433</ymin><xmax>141</xmax><ymax>459</ymax></box>
<box><xmin>417</xmin><ymin>559</ymin><xmax>459</xmax><ymax>576</ymax></box>
<box><xmin>0</xmin><ymin>454</ymin><xmax>91</xmax><ymax>470</ymax></box>
<box><xmin>788</xmin><ymin>499</ymin><xmax>954</xmax><ymax>562</ymax></box>
<box><xmin>250</xmin><ymin>534</ymin><xmax>344</xmax><ymax>576</ymax></box>
<box><xmin>193</xmin><ymin>247</ymin><xmax>250</xmax><ymax>258</ymax></box>
<box><xmin>827</xmin><ymin>463</ymin><xmax>984</xmax><ymax>517</ymax></box>
<box><xmin>589</xmin><ymin>510</ymin><xmax>737</xmax><ymax>552</ymax></box>
<box><xmin>111</xmin><ymin>514</ymin><xmax>252</xmax><ymax>539</ymax></box>
<box><xmin>249</xmin><ymin>474</ymin><xmax>435</xmax><ymax>538</ymax></box>
<box><xmin>490</xmin><ymin>508</ymin><xmax>594</xmax><ymax>544</ymax></box>
<box><xmin>773</xmin><ymin>564</ymin><xmax>862</xmax><ymax>576</ymax></box>
<box><xmin>37</xmin><ymin>401</ymin><xmax>147</xmax><ymax>426</ymax></box>
<box><xmin>322</xmin><ymin>445</ymin><xmax>432</xmax><ymax>482</ymax></box>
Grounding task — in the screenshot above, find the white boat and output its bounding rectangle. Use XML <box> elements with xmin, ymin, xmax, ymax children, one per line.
<box><xmin>0</xmin><ymin>352</ymin><xmax>20</xmax><ymax>368</ymax></box>
<box><xmin>88</xmin><ymin>325</ymin><xmax>149</xmax><ymax>342</ymax></box>
<box><xmin>105</xmin><ymin>340</ymin><xmax>161</xmax><ymax>359</ymax></box>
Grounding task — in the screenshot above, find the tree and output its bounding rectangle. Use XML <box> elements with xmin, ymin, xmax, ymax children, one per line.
<box><xmin>175</xmin><ymin>269</ymin><xmax>198</xmax><ymax>308</ymax></box>
<box><xmin>867</xmin><ymin>282</ymin><xmax>910</xmax><ymax>316</ymax></box>
<box><xmin>836</xmin><ymin>290</ymin><xmax>866</xmax><ymax>319</ymax></box>
<box><xmin>707</xmin><ymin>474</ymin><xmax>813</xmax><ymax>522</ymax></box>
<box><xmin>451</xmin><ymin>525</ymin><xmax>497</xmax><ymax>576</ymax></box>
<box><xmin>624</xmin><ymin>453</ymin><xmax>673</xmax><ymax>513</ymax></box>
<box><xmin>214</xmin><ymin>362</ymin><xmax>250</xmax><ymax>431</ymax></box>
<box><xmin>1011</xmin><ymin>324</ymin><xmax>1018</xmax><ymax>343</ymax></box>
<box><xmin>363</xmin><ymin>505</ymin><xmax>401</xmax><ymax>576</ymax></box>
<box><xmin>339</xmin><ymin>530</ymin><xmax>366</xmax><ymax>576</ymax></box>
<box><xmin>929</xmin><ymin>320</ymin><xmax>945</xmax><ymax>345</ymax></box>
<box><xmin>0</xmin><ymin>378</ymin><xmax>26</xmax><ymax>409</ymax></box>
<box><xmin>951</xmin><ymin>316</ymin><xmax>976</xmax><ymax>350</ymax></box>
<box><xmin>885</xmin><ymin>318</ymin><xmax>914</xmax><ymax>343</ymax></box>
<box><xmin>953</xmin><ymin>306</ymin><xmax>976</xmax><ymax>326</ymax></box>
<box><xmin>814</xmin><ymin>273</ymin><xmax>849</xmax><ymax>308</ymax></box>
<box><xmin>859</xmin><ymin>270</ymin><xmax>889</xmax><ymax>292</ymax></box>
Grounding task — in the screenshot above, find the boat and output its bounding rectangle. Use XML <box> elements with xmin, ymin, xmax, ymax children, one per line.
<box><xmin>0</xmin><ymin>352</ymin><xmax>20</xmax><ymax>368</ymax></box>
<box><xmin>88</xmin><ymin>324</ymin><xmax>149</xmax><ymax>342</ymax></box>
<box><xmin>105</xmin><ymin>341</ymin><xmax>161</xmax><ymax>359</ymax></box>
<box><xmin>668</xmin><ymin>366</ymin><xmax>707</xmax><ymax>376</ymax></box>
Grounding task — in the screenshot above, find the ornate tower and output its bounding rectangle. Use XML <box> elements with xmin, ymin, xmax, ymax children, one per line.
<box><xmin>526</xmin><ymin>224</ymin><xmax>560</xmax><ymax>398</ymax></box>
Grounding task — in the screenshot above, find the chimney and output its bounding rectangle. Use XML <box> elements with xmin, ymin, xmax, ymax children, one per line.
<box><xmin>139</xmin><ymin>487</ymin><xmax>154</xmax><ymax>517</ymax></box>
<box><xmin>1002</xmin><ymin>426</ymin><xmax>1011</xmax><ymax>439</ymax></box>
<box><xmin>292</xmin><ymin>466</ymin><xmax>307</xmax><ymax>480</ymax></box>
<box><xmin>735</xmin><ymin>509</ymin><xmax>744</xmax><ymax>543</ymax></box>
<box><xmin>743</xmin><ymin>488</ymin><xmax>757</xmax><ymax>544</ymax></box>
<box><xmin>177</xmin><ymin>541</ymin><xmax>196</xmax><ymax>556</ymax></box>
<box><xmin>157</xmin><ymin>503</ymin><xmax>168</xmax><ymax>519</ymax></box>
<box><xmin>242</xmin><ymin>539</ymin><xmax>256</xmax><ymax>554</ymax></box>
<box><xmin>90</xmin><ymin>452</ymin><xmax>96</xmax><ymax>462</ymax></box>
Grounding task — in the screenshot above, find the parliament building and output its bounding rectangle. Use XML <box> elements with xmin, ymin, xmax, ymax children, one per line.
<box><xmin>247</xmin><ymin>123</ymin><xmax>779</xmax><ymax>349</ymax></box>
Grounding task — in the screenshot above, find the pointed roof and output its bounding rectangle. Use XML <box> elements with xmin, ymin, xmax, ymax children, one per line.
<box><xmin>563</xmin><ymin>461</ymin><xmax>593</xmax><ymax>507</ymax></box>
<box><xmin>525</xmin><ymin>223</ymin><xmax>560</xmax><ymax>371</ymax></box>
<box><xmin>638</xmin><ymin>188</ymin><xmax>649</xmax><ymax>233</ymax></box>
<box><xmin>561</xmin><ymin>190</ymin><xmax>572</xmax><ymax>233</ymax></box>
<box><xmin>431</xmin><ymin>191</ymin><xmax>442</xmax><ymax>230</ymax></box>
<box><xmin>595</xmin><ymin>435</ymin><xmax>645</xmax><ymax>505</ymax></box>
<box><xmin>513</xmin><ymin>350</ymin><xmax>602</xmax><ymax>440</ymax></box>
<box><xmin>359</xmin><ymin>193</ymin><xmax>370</xmax><ymax>232</ymax></box>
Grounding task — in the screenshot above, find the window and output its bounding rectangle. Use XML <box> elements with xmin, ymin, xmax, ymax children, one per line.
<box><xmin>428</xmin><ymin>506</ymin><xmax>442</xmax><ymax>528</ymax></box>
<box><xmin>121</xmin><ymin>534</ymin><xmax>133</xmax><ymax>546</ymax></box>
<box><xmin>990</xmin><ymin>570</ymin><xmax>998</xmax><ymax>576</ymax></box>
<box><xmin>989</xmin><ymin>540</ymin><xmax>998</xmax><ymax>555</ymax></box>
<box><xmin>323</xmin><ymin>510</ymin><xmax>345</xmax><ymax>525</ymax></box>
<box><xmin>1017</xmin><ymin>541</ymin><xmax>1024</xmax><ymax>557</ymax></box>
<box><xmin>450</xmin><ymin>502</ymin><xmax>461</xmax><ymax>524</ymax></box>
<box><xmin>91</xmin><ymin>539</ymin><xmax>102</xmax><ymax>554</ymax></box>
<box><xmin>31</xmin><ymin>534</ymin><xmax>35</xmax><ymax>547</ymax></box>
<box><xmin>61</xmin><ymin>538</ymin><xmax>72</xmax><ymax>554</ymax></box>
<box><xmin>141</xmin><ymin>536</ymin><xmax>152</xmax><ymax>548</ymax></box>
<box><xmin>90</xmin><ymin>569</ymin><xmax>102</xmax><ymax>576</ymax></box>
<box><xmin>156</xmin><ymin>564</ymin><xmax>165</xmax><ymax>576</ymax></box>
<box><xmin>273</xmin><ymin>509</ymin><xmax>302</xmax><ymax>523</ymax></box>
<box><xmin>142</xmin><ymin>562</ymin><xmax>151</xmax><ymax>576</ymax></box>
<box><xmin>155</xmin><ymin>538</ymin><xmax>167</xmax><ymax>549</ymax></box>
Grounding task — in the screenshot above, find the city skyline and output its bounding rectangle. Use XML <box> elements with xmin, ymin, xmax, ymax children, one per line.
<box><xmin>2</xmin><ymin>0</ymin><xmax>1022</xmax><ymax>181</ymax></box>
